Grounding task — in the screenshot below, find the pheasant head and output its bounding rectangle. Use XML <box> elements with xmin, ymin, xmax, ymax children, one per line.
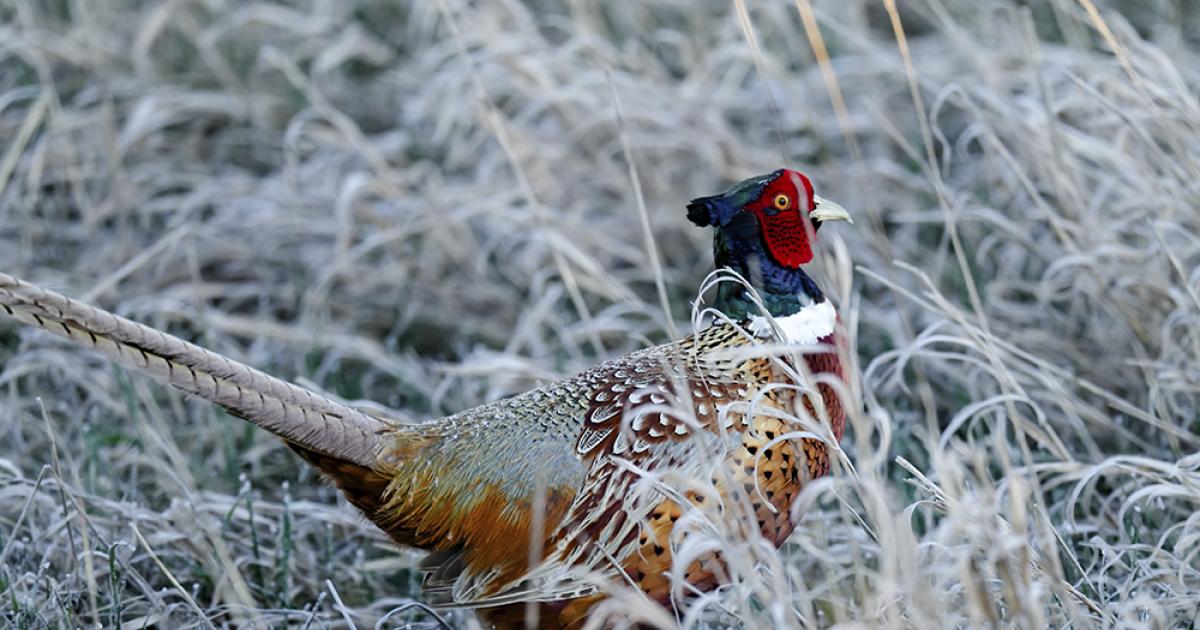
<box><xmin>687</xmin><ymin>168</ymin><xmax>851</xmax><ymax>319</ymax></box>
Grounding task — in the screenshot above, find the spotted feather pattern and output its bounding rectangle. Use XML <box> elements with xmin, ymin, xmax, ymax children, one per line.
<box><xmin>574</xmin><ymin>334</ymin><xmax>750</xmax><ymax>457</ymax></box>
<box><xmin>471</xmin><ymin>316</ymin><xmax>849</xmax><ymax>622</ymax></box>
<box><xmin>371</xmin><ymin>314</ymin><xmax>846</xmax><ymax>626</ymax></box>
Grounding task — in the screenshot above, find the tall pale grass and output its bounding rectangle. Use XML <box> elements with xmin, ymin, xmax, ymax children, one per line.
<box><xmin>1</xmin><ymin>0</ymin><xmax>1197</xmax><ymax>627</ymax></box>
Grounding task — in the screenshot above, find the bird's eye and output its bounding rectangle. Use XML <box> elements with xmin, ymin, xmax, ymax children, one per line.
<box><xmin>773</xmin><ymin>194</ymin><xmax>791</xmax><ymax>210</ymax></box>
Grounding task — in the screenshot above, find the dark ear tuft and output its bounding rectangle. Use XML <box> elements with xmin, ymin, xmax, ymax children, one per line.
<box><xmin>686</xmin><ymin>198</ymin><xmax>712</xmax><ymax>227</ymax></box>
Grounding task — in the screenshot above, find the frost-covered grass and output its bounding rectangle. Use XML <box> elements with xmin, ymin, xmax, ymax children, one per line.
<box><xmin>2</xmin><ymin>0</ymin><xmax>1199</xmax><ymax>628</ymax></box>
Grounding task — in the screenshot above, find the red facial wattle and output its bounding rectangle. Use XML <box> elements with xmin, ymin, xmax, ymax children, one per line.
<box><xmin>750</xmin><ymin>207</ymin><xmax>814</xmax><ymax>268</ymax></box>
<box><xmin>745</xmin><ymin>170</ymin><xmax>817</xmax><ymax>269</ymax></box>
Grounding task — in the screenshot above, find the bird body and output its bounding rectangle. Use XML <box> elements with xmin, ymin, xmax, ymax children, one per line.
<box><xmin>0</xmin><ymin>168</ymin><xmax>851</xmax><ymax>628</ymax></box>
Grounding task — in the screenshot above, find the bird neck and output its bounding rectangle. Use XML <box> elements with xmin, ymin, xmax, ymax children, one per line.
<box><xmin>712</xmin><ymin>232</ymin><xmax>825</xmax><ymax>321</ymax></box>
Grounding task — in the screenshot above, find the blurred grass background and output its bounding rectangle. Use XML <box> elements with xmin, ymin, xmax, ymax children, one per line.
<box><xmin>1</xmin><ymin>0</ymin><xmax>1198</xmax><ymax>627</ymax></box>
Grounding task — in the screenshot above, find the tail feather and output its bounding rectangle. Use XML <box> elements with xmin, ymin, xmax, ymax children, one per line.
<box><xmin>0</xmin><ymin>272</ymin><xmax>390</xmax><ymax>469</ymax></box>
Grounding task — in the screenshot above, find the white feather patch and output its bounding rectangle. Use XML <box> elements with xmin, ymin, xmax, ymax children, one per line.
<box><xmin>748</xmin><ymin>299</ymin><xmax>837</xmax><ymax>345</ymax></box>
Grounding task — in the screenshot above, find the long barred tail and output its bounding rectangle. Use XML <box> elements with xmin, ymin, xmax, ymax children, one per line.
<box><xmin>0</xmin><ymin>272</ymin><xmax>389</xmax><ymax>469</ymax></box>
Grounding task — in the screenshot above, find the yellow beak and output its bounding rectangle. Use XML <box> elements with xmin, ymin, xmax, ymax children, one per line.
<box><xmin>811</xmin><ymin>195</ymin><xmax>853</xmax><ymax>224</ymax></box>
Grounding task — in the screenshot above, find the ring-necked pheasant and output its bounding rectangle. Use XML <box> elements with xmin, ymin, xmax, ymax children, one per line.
<box><xmin>0</xmin><ymin>168</ymin><xmax>851</xmax><ymax>628</ymax></box>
